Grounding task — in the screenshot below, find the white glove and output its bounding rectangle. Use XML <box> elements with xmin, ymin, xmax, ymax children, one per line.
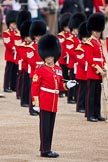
<box><xmin>66</xmin><ymin>80</ymin><xmax>77</xmax><ymax>89</ymax></box>
<box><xmin>33</xmin><ymin>106</ymin><xmax>40</xmax><ymax>113</ymax></box>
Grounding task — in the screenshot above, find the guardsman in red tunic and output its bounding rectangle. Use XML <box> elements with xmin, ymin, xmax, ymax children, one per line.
<box><xmin>28</xmin><ymin>20</ymin><xmax>46</xmax><ymax>79</ymax></box>
<box><xmin>66</xmin><ymin>12</ymin><xmax>86</xmax><ymax>104</ymax></box>
<box><xmin>83</xmin><ymin>0</ymin><xmax>93</xmax><ymax>18</ymax></box>
<box><xmin>85</xmin><ymin>13</ymin><xmax>106</xmax><ymax>122</ymax></box>
<box><xmin>18</xmin><ymin>21</ymin><xmax>32</xmax><ymax>107</ymax></box>
<box><xmin>75</xmin><ymin>21</ymin><xmax>90</xmax><ymax>113</ymax></box>
<box><xmin>16</xmin><ymin>10</ymin><xmax>31</xmax><ymax>100</ymax></box>
<box><xmin>57</xmin><ymin>12</ymin><xmax>71</xmax><ymax>97</ymax></box>
<box><xmin>31</xmin><ymin>34</ymin><xmax>76</xmax><ymax>158</ymax></box>
<box><xmin>28</xmin><ymin>20</ymin><xmax>47</xmax><ymax>115</ymax></box>
<box><xmin>3</xmin><ymin>10</ymin><xmax>19</xmax><ymax>92</ymax></box>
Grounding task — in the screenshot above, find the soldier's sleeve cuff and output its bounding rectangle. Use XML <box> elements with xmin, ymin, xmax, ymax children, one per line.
<box><xmin>32</xmin><ymin>96</ymin><xmax>39</xmax><ymax>107</ymax></box>
<box><xmin>63</xmin><ymin>83</ymin><xmax>68</xmax><ymax>90</ymax></box>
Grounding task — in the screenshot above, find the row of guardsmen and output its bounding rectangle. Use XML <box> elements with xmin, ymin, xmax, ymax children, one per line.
<box><xmin>2</xmin><ymin>10</ymin><xmax>47</xmax><ymax>116</ymax></box>
<box><xmin>2</xmin><ymin>9</ymin><xmax>107</xmax><ymax>122</ymax></box>
<box><xmin>57</xmin><ymin>11</ymin><xmax>107</xmax><ymax>122</ymax></box>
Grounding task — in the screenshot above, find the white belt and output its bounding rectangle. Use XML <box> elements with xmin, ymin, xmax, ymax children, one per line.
<box><xmin>36</xmin><ymin>61</ymin><xmax>44</xmax><ymax>65</ymax></box>
<box><xmin>13</xmin><ymin>50</ymin><xmax>17</xmax><ymax>60</ymax></box>
<box><xmin>66</xmin><ymin>52</ymin><xmax>69</xmax><ymax>64</ymax></box>
<box><xmin>28</xmin><ymin>64</ymin><xmax>31</xmax><ymax>74</ymax></box>
<box><xmin>18</xmin><ymin>59</ymin><xmax>23</xmax><ymax>70</ymax></box>
<box><xmin>74</xmin><ymin>62</ymin><xmax>78</xmax><ymax>74</ymax></box>
<box><xmin>40</xmin><ymin>87</ymin><xmax>59</xmax><ymax>94</ymax></box>
<box><xmin>93</xmin><ymin>58</ymin><xmax>103</xmax><ymax>62</ymax></box>
<box><xmin>85</xmin><ymin>61</ymin><xmax>88</xmax><ymax>71</ymax></box>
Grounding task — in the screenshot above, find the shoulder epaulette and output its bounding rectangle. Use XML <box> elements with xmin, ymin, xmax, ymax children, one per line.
<box><xmin>27</xmin><ymin>43</ymin><xmax>35</xmax><ymax>50</ymax></box>
<box><xmin>58</xmin><ymin>31</ymin><xmax>65</xmax><ymax>38</ymax></box>
<box><xmin>19</xmin><ymin>42</ymin><xmax>26</xmax><ymax>47</ymax></box>
<box><xmin>85</xmin><ymin>40</ymin><xmax>93</xmax><ymax>47</ymax></box>
<box><xmin>15</xmin><ymin>31</ymin><xmax>21</xmax><ymax>36</ymax></box>
<box><xmin>4</xmin><ymin>29</ymin><xmax>10</xmax><ymax>35</ymax></box>
<box><xmin>75</xmin><ymin>45</ymin><xmax>84</xmax><ymax>52</ymax></box>
<box><xmin>66</xmin><ymin>35</ymin><xmax>74</xmax><ymax>42</ymax></box>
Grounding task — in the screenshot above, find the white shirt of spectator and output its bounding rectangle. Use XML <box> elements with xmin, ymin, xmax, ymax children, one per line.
<box><xmin>12</xmin><ymin>0</ymin><xmax>21</xmax><ymax>11</ymax></box>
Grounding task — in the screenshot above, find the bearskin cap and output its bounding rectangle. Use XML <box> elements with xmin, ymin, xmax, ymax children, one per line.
<box><xmin>29</xmin><ymin>20</ymin><xmax>47</xmax><ymax>40</ymax></box>
<box><xmin>20</xmin><ymin>20</ymin><xmax>31</xmax><ymax>39</ymax></box>
<box><xmin>68</xmin><ymin>12</ymin><xmax>87</xmax><ymax>31</ymax></box>
<box><xmin>6</xmin><ymin>10</ymin><xmax>19</xmax><ymax>28</ymax></box>
<box><xmin>59</xmin><ymin>12</ymin><xmax>72</xmax><ymax>31</ymax></box>
<box><xmin>38</xmin><ymin>34</ymin><xmax>61</xmax><ymax>63</ymax></box>
<box><xmin>16</xmin><ymin>10</ymin><xmax>31</xmax><ymax>30</ymax></box>
<box><xmin>78</xmin><ymin>21</ymin><xmax>90</xmax><ymax>40</ymax></box>
<box><xmin>87</xmin><ymin>13</ymin><xmax>105</xmax><ymax>32</ymax></box>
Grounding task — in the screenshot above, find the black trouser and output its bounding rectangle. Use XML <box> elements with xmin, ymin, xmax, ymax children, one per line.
<box><xmin>67</xmin><ymin>68</ymin><xmax>77</xmax><ymax>101</ymax></box>
<box><xmin>86</xmin><ymin>79</ymin><xmax>102</xmax><ymax>119</ymax></box>
<box><xmin>20</xmin><ymin>71</ymin><xmax>30</xmax><ymax>106</ymax></box>
<box><xmin>76</xmin><ymin>80</ymin><xmax>87</xmax><ymax>112</ymax></box>
<box><xmin>10</xmin><ymin>64</ymin><xmax>18</xmax><ymax>91</ymax></box>
<box><xmin>16</xmin><ymin>70</ymin><xmax>23</xmax><ymax>98</ymax></box>
<box><xmin>59</xmin><ymin>64</ymin><xmax>69</xmax><ymax>96</ymax></box>
<box><xmin>40</xmin><ymin>110</ymin><xmax>56</xmax><ymax>153</ymax></box>
<box><xmin>29</xmin><ymin>78</ymin><xmax>32</xmax><ymax>112</ymax></box>
<box><xmin>4</xmin><ymin>61</ymin><xmax>18</xmax><ymax>91</ymax></box>
<box><xmin>28</xmin><ymin>78</ymin><xmax>37</xmax><ymax>114</ymax></box>
<box><xmin>60</xmin><ymin>64</ymin><xmax>69</xmax><ymax>80</ymax></box>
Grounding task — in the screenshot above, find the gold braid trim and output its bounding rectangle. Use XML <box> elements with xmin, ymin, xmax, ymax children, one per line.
<box><xmin>75</xmin><ymin>45</ymin><xmax>84</xmax><ymax>52</ymax></box>
<box><xmin>58</xmin><ymin>31</ymin><xmax>65</xmax><ymax>38</ymax></box>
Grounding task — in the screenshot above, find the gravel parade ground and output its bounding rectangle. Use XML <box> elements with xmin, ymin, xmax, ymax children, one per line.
<box><xmin>0</xmin><ymin>37</ymin><xmax>108</xmax><ymax>162</ymax></box>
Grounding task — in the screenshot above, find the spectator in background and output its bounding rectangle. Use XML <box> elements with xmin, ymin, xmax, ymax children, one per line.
<box><xmin>12</xmin><ymin>0</ymin><xmax>21</xmax><ymax>11</ymax></box>
<box><xmin>83</xmin><ymin>0</ymin><xmax>93</xmax><ymax>18</ymax></box>
<box><xmin>28</xmin><ymin>0</ymin><xmax>47</xmax><ymax>22</ymax></box>
<box><xmin>28</xmin><ymin>0</ymin><xmax>39</xmax><ymax>22</ymax></box>
<box><xmin>2</xmin><ymin>0</ymin><xmax>12</xmax><ymax>32</ymax></box>
<box><xmin>60</xmin><ymin>0</ymin><xmax>83</xmax><ymax>15</ymax></box>
<box><xmin>12</xmin><ymin>0</ymin><xmax>28</xmax><ymax>11</ymax></box>
<box><xmin>20</xmin><ymin>0</ymin><xmax>28</xmax><ymax>10</ymax></box>
<box><xmin>60</xmin><ymin>0</ymin><xmax>94</xmax><ymax>18</ymax></box>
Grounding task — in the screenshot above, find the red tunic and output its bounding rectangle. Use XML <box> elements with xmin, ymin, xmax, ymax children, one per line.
<box><xmin>2</xmin><ymin>29</ymin><xmax>22</xmax><ymax>64</ymax></box>
<box><xmin>75</xmin><ymin>43</ymin><xmax>87</xmax><ymax>80</ymax></box>
<box><xmin>31</xmin><ymin>64</ymin><xmax>66</xmax><ymax>112</ymax></box>
<box><xmin>18</xmin><ymin>42</ymin><xmax>29</xmax><ymax>72</ymax></box>
<box><xmin>14</xmin><ymin>30</ymin><xmax>22</xmax><ymax>64</ymax></box>
<box><xmin>66</xmin><ymin>32</ymin><xmax>81</xmax><ymax>69</ymax></box>
<box><xmin>27</xmin><ymin>41</ymin><xmax>44</xmax><ymax>78</ymax></box>
<box><xmin>58</xmin><ymin>31</ymin><xmax>70</xmax><ymax>65</ymax></box>
<box><xmin>33</xmin><ymin>42</ymin><xmax>43</xmax><ymax>65</ymax></box>
<box><xmin>93</xmin><ymin>0</ymin><xmax>106</xmax><ymax>13</ymax></box>
<box><xmin>84</xmin><ymin>36</ymin><xmax>106</xmax><ymax>80</ymax></box>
